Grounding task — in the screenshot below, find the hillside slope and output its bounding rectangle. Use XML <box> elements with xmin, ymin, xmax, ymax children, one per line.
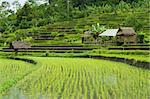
<box><xmin>0</xmin><ymin>3</ymin><xmax>149</xmax><ymax>47</ymax></box>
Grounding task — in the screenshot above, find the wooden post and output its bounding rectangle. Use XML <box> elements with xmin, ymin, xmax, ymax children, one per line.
<box><xmin>14</xmin><ymin>49</ymin><xmax>18</xmax><ymax>55</ymax></box>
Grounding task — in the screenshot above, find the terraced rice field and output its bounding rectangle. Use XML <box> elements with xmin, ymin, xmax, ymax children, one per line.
<box><xmin>0</xmin><ymin>57</ymin><xmax>149</xmax><ymax>99</ymax></box>
<box><xmin>0</xmin><ymin>58</ymin><xmax>37</xmax><ymax>93</ymax></box>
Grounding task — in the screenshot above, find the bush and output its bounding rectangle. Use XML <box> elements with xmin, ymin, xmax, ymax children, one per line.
<box><xmin>123</xmin><ymin>15</ymin><xmax>143</xmax><ymax>31</ymax></box>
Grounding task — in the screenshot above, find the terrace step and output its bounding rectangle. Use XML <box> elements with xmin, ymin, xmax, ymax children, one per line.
<box><xmin>24</xmin><ymin>47</ymin><xmax>92</xmax><ymax>50</ymax></box>
<box><xmin>34</xmin><ymin>36</ymin><xmax>54</xmax><ymax>40</ymax></box>
<box><xmin>2</xmin><ymin>49</ymin><xmax>88</xmax><ymax>53</ymax></box>
<box><xmin>32</xmin><ymin>45</ymin><xmax>83</xmax><ymax>47</ymax></box>
<box><xmin>123</xmin><ymin>44</ymin><xmax>150</xmax><ymax>47</ymax></box>
<box><xmin>109</xmin><ymin>47</ymin><xmax>150</xmax><ymax>50</ymax></box>
<box><xmin>2</xmin><ymin>46</ymin><xmax>93</xmax><ymax>52</ymax></box>
<box><xmin>34</xmin><ymin>38</ymin><xmax>54</xmax><ymax>40</ymax></box>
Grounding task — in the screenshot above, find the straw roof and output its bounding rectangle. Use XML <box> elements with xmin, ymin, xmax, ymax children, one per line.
<box><xmin>12</xmin><ymin>41</ymin><xmax>31</xmax><ymax>49</ymax></box>
<box><xmin>99</xmin><ymin>27</ymin><xmax>136</xmax><ymax>37</ymax></box>
<box><xmin>83</xmin><ymin>30</ymin><xmax>93</xmax><ymax>37</ymax></box>
<box><xmin>84</xmin><ymin>30</ymin><xmax>93</xmax><ymax>35</ymax></box>
<box><xmin>117</xmin><ymin>27</ymin><xmax>136</xmax><ymax>36</ymax></box>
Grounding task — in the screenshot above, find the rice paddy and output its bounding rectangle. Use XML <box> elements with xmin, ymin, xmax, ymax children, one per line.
<box><xmin>0</xmin><ymin>57</ymin><xmax>149</xmax><ymax>99</ymax></box>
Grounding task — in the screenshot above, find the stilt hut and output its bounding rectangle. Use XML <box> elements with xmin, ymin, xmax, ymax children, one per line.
<box><xmin>11</xmin><ymin>41</ymin><xmax>31</xmax><ymax>49</ymax></box>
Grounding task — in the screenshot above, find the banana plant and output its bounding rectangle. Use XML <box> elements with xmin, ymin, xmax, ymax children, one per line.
<box><xmin>91</xmin><ymin>23</ymin><xmax>106</xmax><ymax>40</ymax></box>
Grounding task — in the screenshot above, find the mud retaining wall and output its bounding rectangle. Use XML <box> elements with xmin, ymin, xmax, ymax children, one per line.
<box><xmin>4</xmin><ymin>56</ymin><xmax>150</xmax><ymax>69</ymax></box>
<box><xmin>6</xmin><ymin>57</ymin><xmax>37</xmax><ymax>65</ymax></box>
<box><xmin>90</xmin><ymin>56</ymin><xmax>150</xmax><ymax>69</ymax></box>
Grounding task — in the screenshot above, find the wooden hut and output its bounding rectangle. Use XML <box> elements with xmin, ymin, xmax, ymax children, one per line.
<box><xmin>82</xmin><ymin>30</ymin><xmax>94</xmax><ymax>43</ymax></box>
<box><xmin>99</xmin><ymin>27</ymin><xmax>137</xmax><ymax>45</ymax></box>
<box><xmin>116</xmin><ymin>27</ymin><xmax>137</xmax><ymax>45</ymax></box>
<box><xmin>11</xmin><ymin>41</ymin><xmax>31</xmax><ymax>49</ymax></box>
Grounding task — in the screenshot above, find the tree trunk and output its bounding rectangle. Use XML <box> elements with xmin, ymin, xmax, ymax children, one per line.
<box><xmin>48</xmin><ymin>0</ymin><xmax>51</xmax><ymax>4</ymax></box>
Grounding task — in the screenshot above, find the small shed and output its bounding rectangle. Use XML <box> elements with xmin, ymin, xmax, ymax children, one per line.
<box><xmin>99</xmin><ymin>27</ymin><xmax>137</xmax><ymax>45</ymax></box>
<box><xmin>117</xmin><ymin>27</ymin><xmax>136</xmax><ymax>44</ymax></box>
<box><xmin>82</xmin><ymin>30</ymin><xmax>94</xmax><ymax>43</ymax></box>
<box><xmin>11</xmin><ymin>41</ymin><xmax>31</xmax><ymax>49</ymax></box>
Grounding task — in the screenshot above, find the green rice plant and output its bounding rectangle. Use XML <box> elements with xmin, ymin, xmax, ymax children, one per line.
<box><xmin>0</xmin><ymin>58</ymin><xmax>37</xmax><ymax>95</ymax></box>
<box><xmin>0</xmin><ymin>57</ymin><xmax>149</xmax><ymax>99</ymax></box>
<box><xmin>98</xmin><ymin>54</ymin><xmax>150</xmax><ymax>62</ymax></box>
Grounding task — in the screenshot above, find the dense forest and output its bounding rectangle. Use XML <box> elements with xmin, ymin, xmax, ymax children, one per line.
<box><xmin>0</xmin><ymin>0</ymin><xmax>149</xmax><ymax>46</ymax></box>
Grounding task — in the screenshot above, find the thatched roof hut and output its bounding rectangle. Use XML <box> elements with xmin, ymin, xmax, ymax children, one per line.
<box><xmin>11</xmin><ymin>41</ymin><xmax>31</xmax><ymax>49</ymax></box>
<box><xmin>117</xmin><ymin>27</ymin><xmax>137</xmax><ymax>44</ymax></box>
<box><xmin>82</xmin><ymin>30</ymin><xmax>94</xmax><ymax>43</ymax></box>
<box><xmin>99</xmin><ymin>27</ymin><xmax>137</xmax><ymax>45</ymax></box>
<box><xmin>99</xmin><ymin>27</ymin><xmax>136</xmax><ymax>36</ymax></box>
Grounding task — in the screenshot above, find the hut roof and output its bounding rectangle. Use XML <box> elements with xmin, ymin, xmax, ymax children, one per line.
<box><xmin>83</xmin><ymin>30</ymin><xmax>93</xmax><ymax>37</ymax></box>
<box><xmin>117</xmin><ymin>27</ymin><xmax>136</xmax><ymax>36</ymax></box>
<box><xmin>12</xmin><ymin>41</ymin><xmax>31</xmax><ymax>49</ymax></box>
<box><xmin>84</xmin><ymin>30</ymin><xmax>93</xmax><ymax>35</ymax></box>
<box><xmin>99</xmin><ymin>29</ymin><xmax>119</xmax><ymax>36</ymax></box>
<box><xmin>99</xmin><ymin>27</ymin><xmax>136</xmax><ymax>37</ymax></box>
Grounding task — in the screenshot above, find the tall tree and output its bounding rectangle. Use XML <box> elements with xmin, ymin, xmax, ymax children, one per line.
<box><xmin>16</xmin><ymin>3</ymin><xmax>34</xmax><ymax>29</ymax></box>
